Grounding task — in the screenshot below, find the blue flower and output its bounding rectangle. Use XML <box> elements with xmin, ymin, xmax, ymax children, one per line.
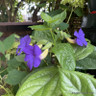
<box><xmin>24</xmin><ymin>44</ymin><xmax>42</xmax><ymax>70</ymax></box>
<box><xmin>74</xmin><ymin>29</ymin><xmax>87</xmax><ymax>46</ymax></box>
<box><xmin>16</xmin><ymin>35</ymin><xmax>31</xmax><ymax>55</ymax></box>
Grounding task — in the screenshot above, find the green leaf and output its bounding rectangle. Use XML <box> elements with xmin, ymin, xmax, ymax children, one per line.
<box><xmin>0</xmin><ymin>32</ymin><xmax>3</xmax><ymax>37</ymax></box>
<box><xmin>16</xmin><ymin>66</ymin><xmax>61</xmax><ymax>96</ymax></box>
<box><xmin>7</xmin><ymin>58</ymin><xmax>21</xmax><ymax>71</ymax></box>
<box><xmin>74</xmin><ymin>7</ymin><xmax>83</xmax><ymax>17</ymax></box>
<box><xmin>29</xmin><ymin>25</ymin><xmax>51</xmax><ymax>31</ymax></box>
<box><xmin>37</xmin><ymin>40</ymin><xmax>48</xmax><ymax>45</ymax></box>
<box><xmin>73</xmin><ymin>43</ymin><xmax>94</xmax><ymax>61</ymax></box>
<box><xmin>42</xmin><ymin>42</ymin><xmax>52</xmax><ymax>50</ymax></box>
<box><xmin>76</xmin><ymin>47</ymin><xmax>96</xmax><ymax>69</ymax></box>
<box><xmin>37</xmin><ymin>3</ymin><xmax>46</xmax><ymax>8</ymax></box>
<box><xmin>0</xmin><ymin>34</ymin><xmax>15</xmax><ymax>54</ymax></box>
<box><xmin>34</xmin><ymin>30</ymin><xmax>56</xmax><ymax>42</ymax></box>
<box><xmin>48</xmin><ymin>9</ymin><xmax>63</xmax><ymax>17</ymax></box>
<box><xmin>52</xmin><ymin>43</ymin><xmax>76</xmax><ymax>71</ymax></box>
<box><xmin>50</xmin><ymin>10</ymin><xmax>67</xmax><ymax>27</ymax></box>
<box><xmin>15</xmin><ymin>54</ymin><xmax>25</xmax><ymax>62</ymax></box>
<box><xmin>41</xmin><ymin>10</ymin><xmax>66</xmax><ymax>27</ymax></box>
<box><xmin>0</xmin><ymin>41</ymin><xmax>5</xmax><ymax>54</ymax></box>
<box><xmin>55</xmin><ymin>22</ymin><xmax>69</xmax><ymax>30</ymax></box>
<box><xmin>5</xmin><ymin>69</ymin><xmax>27</xmax><ymax>85</ymax></box>
<box><xmin>3</xmin><ymin>34</ymin><xmax>15</xmax><ymax>50</ymax></box>
<box><xmin>59</xmin><ymin>68</ymin><xmax>96</xmax><ymax>96</ymax></box>
<box><xmin>1</xmin><ymin>94</ymin><xmax>14</xmax><ymax>96</ymax></box>
<box><xmin>41</xmin><ymin>12</ymin><xmax>52</xmax><ymax>23</ymax></box>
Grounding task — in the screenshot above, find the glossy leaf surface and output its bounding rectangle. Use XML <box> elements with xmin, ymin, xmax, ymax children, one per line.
<box><xmin>16</xmin><ymin>66</ymin><xmax>61</xmax><ymax>96</ymax></box>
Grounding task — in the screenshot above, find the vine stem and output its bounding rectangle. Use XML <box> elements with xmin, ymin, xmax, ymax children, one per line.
<box><xmin>43</xmin><ymin>59</ymin><xmax>48</xmax><ymax>66</ymax></box>
<box><xmin>0</xmin><ymin>85</ymin><xmax>10</xmax><ymax>95</ymax></box>
<box><xmin>67</xmin><ymin>7</ymin><xmax>74</xmax><ymax>24</ymax></box>
<box><xmin>0</xmin><ymin>68</ymin><xmax>7</xmax><ymax>74</ymax></box>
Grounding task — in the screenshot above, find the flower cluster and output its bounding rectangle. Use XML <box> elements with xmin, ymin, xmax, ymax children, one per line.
<box><xmin>16</xmin><ymin>35</ymin><xmax>42</xmax><ymax>70</ymax></box>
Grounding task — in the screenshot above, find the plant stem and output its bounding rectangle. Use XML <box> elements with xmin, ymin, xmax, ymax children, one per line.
<box><xmin>0</xmin><ymin>85</ymin><xmax>10</xmax><ymax>95</ymax></box>
<box><xmin>43</xmin><ymin>60</ymin><xmax>48</xmax><ymax>66</ymax></box>
<box><xmin>50</xmin><ymin>29</ymin><xmax>55</xmax><ymax>45</ymax></box>
<box><xmin>0</xmin><ymin>68</ymin><xmax>7</xmax><ymax>74</ymax></box>
<box><xmin>67</xmin><ymin>7</ymin><xmax>74</xmax><ymax>24</ymax></box>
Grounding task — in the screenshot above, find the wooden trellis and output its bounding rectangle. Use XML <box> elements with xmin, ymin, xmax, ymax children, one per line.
<box><xmin>0</xmin><ymin>22</ymin><xmax>42</xmax><ymax>40</ymax></box>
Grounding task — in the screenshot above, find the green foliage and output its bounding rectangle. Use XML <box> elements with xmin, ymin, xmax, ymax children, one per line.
<box><xmin>59</xmin><ymin>68</ymin><xmax>96</xmax><ymax>96</ymax></box>
<box><xmin>16</xmin><ymin>66</ymin><xmax>96</xmax><ymax>96</ymax></box>
<box><xmin>1</xmin><ymin>94</ymin><xmax>13</xmax><ymax>96</ymax></box>
<box><xmin>42</xmin><ymin>42</ymin><xmax>52</xmax><ymax>50</ymax></box>
<box><xmin>41</xmin><ymin>10</ymin><xmax>67</xmax><ymax>27</ymax></box>
<box><xmin>61</xmin><ymin>0</ymin><xmax>85</xmax><ymax>8</ymax></box>
<box><xmin>0</xmin><ymin>41</ymin><xmax>6</xmax><ymax>54</ymax></box>
<box><xmin>49</xmin><ymin>10</ymin><xmax>67</xmax><ymax>27</ymax></box>
<box><xmin>1</xmin><ymin>93</ymin><xmax>14</xmax><ymax>96</ymax></box>
<box><xmin>55</xmin><ymin>22</ymin><xmax>69</xmax><ymax>30</ymax></box>
<box><xmin>15</xmin><ymin>54</ymin><xmax>25</xmax><ymax>62</ymax></box>
<box><xmin>76</xmin><ymin>47</ymin><xmax>96</xmax><ymax>69</ymax></box>
<box><xmin>41</xmin><ymin>12</ymin><xmax>53</xmax><ymax>23</ymax></box>
<box><xmin>5</xmin><ymin>69</ymin><xmax>27</xmax><ymax>85</ymax></box>
<box><xmin>16</xmin><ymin>67</ymin><xmax>61</xmax><ymax>96</ymax></box>
<box><xmin>52</xmin><ymin>43</ymin><xmax>76</xmax><ymax>71</ymax></box>
<box><xmin>7</xmin><ymin>58</ymin><xmax>21</xmax><ymax>71</ymax></box>
<box><xmin>37</xmin><ymin>3</ymin><xmax>46</xmax><ymax>8</ymax></box>
<box><xmin>37</xmin><ymin>40</ymin><xmax>48</xmax><ymax>45</ymax></box>
<box><xmin>74</xmin><ymin>7</ymin><xmax>83</xmax><ymax>17</ymax></box>
<box><xmin>29</xmin><ymin>25</ymin><xmax>51</xmax><ymax>31</ymax></box>
<box><xmin>3</xmin><ymin>34</ymin><xmax>15</xmax><ymax>51</ymax></box>
<box><xmin>73</xmin><ymin>43</ymin><xmax>94</xmax><ymax>61</ymax></box>
<box><xmin>31</xmin><ymin>10</ymin><xmax>67</xmax><ymax>44</ymax></box>
<box><xmin>0</xmin><ymin>32</ymin><xmax>3</xmax><ymax>37</ymax></box>
<box><xmin>0</xmin><ymin>34</ymin><xmax>15</xmax><ymax>54</ymax></box>
<box><xmin>34</xmin><ymin>30</ymin><xmax>56</xmax><ymax>42</ymax></box>
<box><xmin>48</xmin><ymin>9</ymin><xmax>63</xmax><ymax>17</ymax></box>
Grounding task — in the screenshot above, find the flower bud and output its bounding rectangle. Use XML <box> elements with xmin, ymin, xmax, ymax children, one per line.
<box><xmin>39</xmin><ymin>49</ymin><xmax>48</xmax><ymax>60</ymax></box>
<box><xmin>66</xmin><ymin>38</ymin><xmax>76</xmax><ymax>44</ymax></box>
<box><xmin>38</xmin><ymin>44</ymin><xmax>43</xmax><ymax>48</ymax></box>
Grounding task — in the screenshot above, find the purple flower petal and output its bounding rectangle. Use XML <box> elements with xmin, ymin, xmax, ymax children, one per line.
<box><xmin>16</xmin><ymin>48</ymin><xmax>23</xmax><ymax>55</ymax></box>
<box><xmin>83</xmin><ymin>39</ymin><xmax>88</xmax><ymax>46</ymax></box>
<box><xmin>25</xmin><ymin>35</ymin><xmax>31</xmax><ymax>45</ymax></box>
<box><xmin>24</xmin><ymin>54</ymin><xmax>34</xmax><ymax>70</ymax></box>
<box><xmin>33</xmin><ymin>44</ymin><xmax>42</xmax><ymax>56</ymax></box>
<box><xmin>16</xmin><ymin>35</ymin><xmax>31</xmax><ymax>55</ymax></box>
<box><xmin>76</xmin><ymin>38</ymin><xmax>83</xmax><ymax>46</ymax></box>
<box><xmin>20</xmin><ymin>35</ymin><xmax>31</xmax><ymax>45</ymax></box>
<box><xmin>27</xmin><ymin>60</ymin><xmax>33</xmax><ymax>71</ymax></box>
<box><xmin>78</xmin><ymin>29</ymin><xmax>85</xmax><ymax>37</ymax></box>
<box><xmin>16</xmin><ymin>48</ymin><xmax>19</xmax><ymax>55</ymax></box>
<box><xmin>74</xmin><ymin>31</ymin><xmax>79</xmax><ymax>38</ymax></box>
<box><xmin>74</xmin><ymin>29</ymin><xmax>87</xmax><ymax>46</ymax></box>
<box><xmin>24</xmin><ymin>54</ymin><xmax>30</xmax><ymax>61</ymax></box>
<box><xmin>23</xmin><ymin>45</ymin><xmax>33</xmax><ymax>54</ymax></box>
<box><xmin>33</xmin><ymin>57</ymin><xmax>41</xmax><ymax>68</ymax></box>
